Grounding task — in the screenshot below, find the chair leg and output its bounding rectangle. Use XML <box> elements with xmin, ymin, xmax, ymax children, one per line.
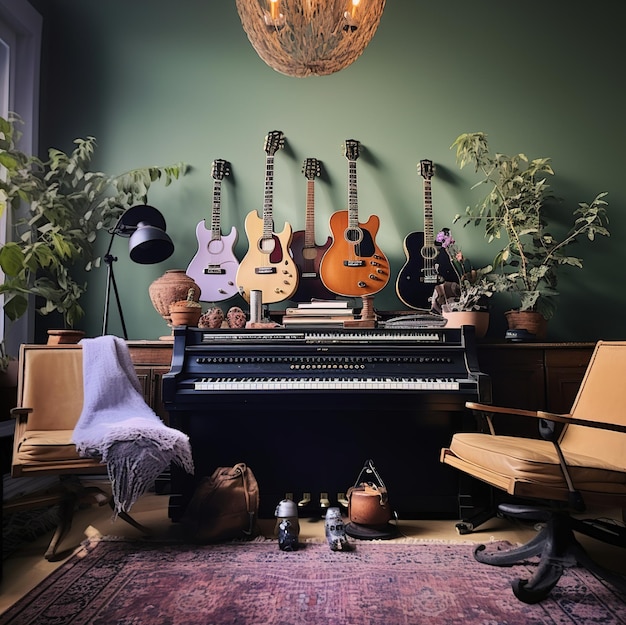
<box><xmin>109</xmin><ymin>499</ymin><xmax>152</xmax><ymax>535</ymax></box>
<box><xmin>473</xmin><ymin>504</ymin><xmax>626</xmax><ymax>604</ymax></box>
<box><xmin>44</xmin><ymin>492</ymin><xmax>78</xmax><ymax>561</ymax></box>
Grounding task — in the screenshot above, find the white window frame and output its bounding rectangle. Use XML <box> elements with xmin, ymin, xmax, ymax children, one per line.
<box><xmin>0</xmin><ymin>0</ymin><xmax>41</xmax><ymax>355</ymax></box>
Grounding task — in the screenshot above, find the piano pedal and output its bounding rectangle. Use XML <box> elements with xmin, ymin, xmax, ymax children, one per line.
<box><xmin>298</xmin><ymin>492</ymin><xmax>311</xmax><ymax>507</ymax></box>
<box><xmin>320</xmin><ymin>492</ymin><xmax>330</xmax><ymax>509</ymax></box>
<box><xmin>337</xmin><ymin>492</ymin><xmax>349</xmax><ymax>509</ymax></box>
<box><xmin>284</xmin><ymin>492</ymin><xmax>294</xmax><ymax>501</ymax></box>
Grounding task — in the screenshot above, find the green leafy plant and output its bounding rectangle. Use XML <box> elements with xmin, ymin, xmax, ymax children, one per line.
<box><xmin>451</xmin><ymin>132</ymin><xmax>609</xmax><ymax>319</ymax></box>
<box><xmin>0</xmin><ymin>113</ymin><xmax>187</xmax><ymax>328</ymax></box>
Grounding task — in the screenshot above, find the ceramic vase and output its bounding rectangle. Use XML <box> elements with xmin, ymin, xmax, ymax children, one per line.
<box><xmin>148</xmin><ymin>270</ymin><xmax>201</xmax><ymax>325</ymax></box>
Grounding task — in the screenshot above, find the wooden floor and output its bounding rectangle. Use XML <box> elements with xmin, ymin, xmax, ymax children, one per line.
<box><xmin>2</xmin><ymin>484</ymin><xmax>625</xmax><ymax>615</ymax></box>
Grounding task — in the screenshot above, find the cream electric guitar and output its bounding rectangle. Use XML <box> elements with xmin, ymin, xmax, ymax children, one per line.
<box><xmin>186</xmin><ymin>159</ymin><xmax>239</xmax><ymax>302</ymax></box>
<box><xmin>319</xmin><ymin>139</ymin><xmax>390</xmax><ymax>297</ymax></box>
<box><xmin>236</xmin><ymin>130</ymin><xmax>299</xmax><ymax>304</ymax></box>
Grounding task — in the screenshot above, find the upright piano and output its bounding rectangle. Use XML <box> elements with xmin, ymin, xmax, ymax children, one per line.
<box><xmin>163</xmin><ymin>325</ymin><xmax>491</xmax><ymax>520</ymax></box>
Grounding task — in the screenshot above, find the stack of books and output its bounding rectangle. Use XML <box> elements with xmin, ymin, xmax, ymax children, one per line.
<box><xmin>282</xmin><ymin>300</ymin><xmax>356</xmax><ymax>327</ymax></box>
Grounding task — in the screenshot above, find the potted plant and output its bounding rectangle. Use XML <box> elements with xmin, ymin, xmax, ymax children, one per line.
<box><xmin>451</xmin><ymin>132</ymin><xmax>609</xmax><ymax>337</ymax></box>
<box><xmin>0</xmin><ymin>113</ymin><xmax>187</xmax><ymax>342</ymax></box>
<box><xmin>431</xmin><ymin>228</ymin><xmax>495</xmax><ymax>338</ymax></box>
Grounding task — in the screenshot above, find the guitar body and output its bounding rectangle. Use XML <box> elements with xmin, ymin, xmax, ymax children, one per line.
<box><xmin>236</xmin><ymin>210</ymin><xmax>299</xmax><ymax>304</ymax></box>
<box><xmin>320</xmin><ymin>210</ymin><xmax>389</xmax><ymax>297</ymax></box>
<box><xmin>396</xmin><ymin>230</ymin><xmax>455</xmax><ymax>309</ymax></box>
<box><xmin>290</xmin><ymin>230</ymin><xmax>334</xmax><ymax>301</ymax></box>
<box><xmin>187</xmin><ymin>221</ymin><xmax>240</xmax><ymax>302</ymax></box>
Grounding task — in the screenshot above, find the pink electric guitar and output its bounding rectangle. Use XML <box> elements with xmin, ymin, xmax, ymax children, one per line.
<box><xmin>236</xmin><ymin>130</ymin><xmax>299</xmax><ymax>304</ymax></box>
<box><xmin>319</xmin><ymin>139</ymin><xmax>390</xmax><ymax>297</ymax></box>
<box><xmin>186</xmin><ymin>159</ymin><xmax>239</xmax><ymax>302</ymax></box>
<box><xmin>290</xmin><ymin>158</ymin><xmax>334</xmax><ymax>302</ymax></box>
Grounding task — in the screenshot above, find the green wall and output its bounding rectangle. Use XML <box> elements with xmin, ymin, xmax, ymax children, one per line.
<box><xmin>33</xmin><ymin>0</ymin><xmax>624</xmax><ymax>342</ymax></box>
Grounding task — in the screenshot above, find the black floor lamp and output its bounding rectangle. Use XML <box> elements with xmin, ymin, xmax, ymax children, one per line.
<box><xmin>102</xmin><ymin>204</ymin><xmax>174</xmax><ymax>339</ymax></box>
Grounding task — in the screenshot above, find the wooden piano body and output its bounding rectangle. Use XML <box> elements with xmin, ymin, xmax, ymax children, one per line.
<box><xmin>163</xmin><ymin>325</ymin><xmax>491</xmax><ymax>520</ymax></box>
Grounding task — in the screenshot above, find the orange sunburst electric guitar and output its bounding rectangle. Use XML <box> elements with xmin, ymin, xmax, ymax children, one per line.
<box><xmin>236</xmin><ymin>130</ymin><xmax>299</xmax><ymax>304</ymax></box>
<box><xmin>319</xmin><ymin>139</ymin><xmax>389</xmax><ymax>297</ymax></box>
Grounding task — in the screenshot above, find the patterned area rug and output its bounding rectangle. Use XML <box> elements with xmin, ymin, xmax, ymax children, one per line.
<box><xmin>1</xmin><ymin>537</ymin><xmax>624</xmax><ymax>624</ymax></box>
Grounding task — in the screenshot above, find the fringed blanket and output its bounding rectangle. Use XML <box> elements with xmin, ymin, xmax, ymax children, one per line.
<box><xmin>72</xmin><ymin>335</ymin><xmax>194</xmax><ymax>516</ymax></box>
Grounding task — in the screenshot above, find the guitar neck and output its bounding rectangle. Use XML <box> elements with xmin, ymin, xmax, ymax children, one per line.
<box><xmin>347</xmin><ymin>159</ymin><xmax>358</xmax><ymax>227</ymax></box>
<box><xmin>263</xmin><ymin>155</ymin><xmax>275</xmax><ymax>238</ymax></box>
<box><xmin>210</xmin><ymin>179</ymin><xmax>223</xmax><ymax>239</ymax></box>
<box><xmin>423</xmin><ymin>178</ymin><xmax>434</xmax><ymax>246</ymax></box>
<box><xmin>304</xmin><ymin>179</ymin><xmax>316</xmax><ymax>247</ymax></box>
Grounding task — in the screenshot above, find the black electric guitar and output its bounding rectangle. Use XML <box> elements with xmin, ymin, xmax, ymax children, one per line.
<box><xmin>396</xmin><ymin>159</ymin><xmax>454</xmax><ymax>309</ymax></box>
<box><xmin>236</xmin><ymin>130</ymin><xmax>299</xmax><ymax>304</ymax></box>
<box><xmin>186</xmin><ymin>159</ymin><xmax>239</xmax><ymax>302</ymax></box>
<box><xmin>319</xmin><ymin>140</ymin><xmax>389</xmax><ymax>297</ymax></box>
<box><xmin>290</xmin><ymin>158</ymin><xmax>335</xmax><ymax>302</ymax></box>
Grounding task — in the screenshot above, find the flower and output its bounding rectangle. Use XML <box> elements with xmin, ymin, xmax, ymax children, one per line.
<box><xmin>433</xmin><ymin>228</ymin><xmax>495</xmax><ymax>312</ymax></box>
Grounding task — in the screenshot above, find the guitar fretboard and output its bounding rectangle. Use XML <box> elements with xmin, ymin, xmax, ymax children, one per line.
<box><xmin>263</xmin><ymin>156</ymin><xmax>275</xmax><ymax>239</ymax></box>
<box><xmin>347</xmin><ymin>159</ymin><xmax>358</xmax><ymax>228</ymax></box>
<box><xmin>210</xmin><ymin>179</ymin><xmax>223</xmax><ymax>240</ymax></box>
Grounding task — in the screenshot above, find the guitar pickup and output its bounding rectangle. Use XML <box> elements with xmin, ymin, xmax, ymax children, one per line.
<box><xmin>344</xmin><ymin>260</ymin><xmax>365</xmax><ymax>267</ymax></box>
<box><xmin>204</xmin><ymin>266</ymin><xmax>226</xmax><ymax>275</ymax></box>
<box><xmin>255</xmin><ymin>267</ymin><xmax>277</xmax><ymax>274</ymax></box>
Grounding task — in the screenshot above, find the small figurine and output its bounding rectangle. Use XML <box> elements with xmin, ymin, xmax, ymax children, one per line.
<box><xmin>278</xmin><ymin>519</ymin><xmax>299</xmax><ymax>551</ymax></box>
<box><xmin>226</xmin><ymin>306</ymin><xmax>247</xmax><ymax>328</ymax></box>
<box><xmin>325</xmin><ymin>507</ymin><xmax>350</xmax><ymax>551</ymax></box>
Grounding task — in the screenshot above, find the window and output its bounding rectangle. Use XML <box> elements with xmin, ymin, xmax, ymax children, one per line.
<box><xmin>0</xmin><ymin>0</ymin><xmax>42</xmax><ymax>353</ymax></box>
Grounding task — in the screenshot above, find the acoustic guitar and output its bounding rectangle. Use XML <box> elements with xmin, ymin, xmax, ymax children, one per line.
<box><xmin>186</xmin><ymin>159</ymin><xmax>239</xmax><ymax>302</ymax></box>
<box><xmin>319</xmin><ymin>139</ymin><xmax>389</xmax><ymax>297</ymax></box>
<box><xmin>290</xmin><ymin>158</ymin><xmax>334</xmax><ymax>302</ymax></box>
<box><xmin>395</xmin><ymin>159</ymin><xmax>454</xmax><ymax>309</ymax></box>
<box><xmin>236</xmin><ymin>130</ymin><xmax>299</xmax><ymax>304</ymax></box>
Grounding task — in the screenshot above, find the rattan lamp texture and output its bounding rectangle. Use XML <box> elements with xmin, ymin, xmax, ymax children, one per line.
<box><xmin>235</xmin><ymin>0</ymin><xmax>386</xmax><ymax>77</ymax></box>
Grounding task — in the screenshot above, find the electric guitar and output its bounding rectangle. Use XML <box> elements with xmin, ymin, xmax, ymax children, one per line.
<box><xmin>319</xmin><ymin>139</ymin><xmax>389</xmax><ymax>297</ymax></box>
<box><xmin>396</xmin><ymin>159</ymin><xmax>455</xmax><ymax>309</ymax></box>
<box><xmin>290</xmin><ymin>158</ymin><xmax>334</xmax><ymax>302</ymax></box>
<box><xmin>186</xmin><ymin>159</ymin><xmax>239</xmax><ymax>302</ymax></box>
<box><xmin>236</xmin><ymin>130</ymin><xmax>299</xmax><ymax>304</ymax></box>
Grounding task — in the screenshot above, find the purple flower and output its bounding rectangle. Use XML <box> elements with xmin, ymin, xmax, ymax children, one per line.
<box><xmin>436</xmin><ymin>228</ymin><xmax>455</xmax><ymax>248</ymax></box>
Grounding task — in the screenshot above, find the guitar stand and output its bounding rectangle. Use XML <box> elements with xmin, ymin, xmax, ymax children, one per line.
<box><xmin>344</xmin><ymin>295</ymin><xmax>377</xmax><ymax>328</ymax></box>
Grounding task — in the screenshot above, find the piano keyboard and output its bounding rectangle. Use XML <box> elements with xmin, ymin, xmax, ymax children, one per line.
<box><xmin>193</xmin><ymin>376</ymin><xmax>463</xmax><ymax>392</ymax></box>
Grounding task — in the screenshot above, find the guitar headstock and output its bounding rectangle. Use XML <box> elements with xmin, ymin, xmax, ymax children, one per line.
<box><xmin>302</xmin><ymin>158</ymin><xmax>321</xmax><ymax>180</ymax></box>
<box><xmin>264</xmin><ymin>130</ymin><xmax>285</xmax><ymax>156</ymax></box>
<box><xmin>211</xmin><ymin>159</ymin><xmax>231</xmax><ymax>181</ymax></box>
<box><xmin>419</xmin><ymin>159</ymin><xmax>435</xmax><ymax>180</ymax></box>
<box><xmin>344</xmin><ymin>139</ymin><xmax>360</xmax><ymax>162</ymax></box>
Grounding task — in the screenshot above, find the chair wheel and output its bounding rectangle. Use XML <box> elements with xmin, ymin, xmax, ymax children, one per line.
<box><xmin>456</xmin><ymin>522</ymin><xmax>473</xmax><ymax>535</ymax></box>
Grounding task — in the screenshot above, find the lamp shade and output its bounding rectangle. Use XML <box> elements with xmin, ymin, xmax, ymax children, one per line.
<box><xmin>129</xmin><ymin>222</ymin><xmax>174</xmax><ymax>264</ymax></box>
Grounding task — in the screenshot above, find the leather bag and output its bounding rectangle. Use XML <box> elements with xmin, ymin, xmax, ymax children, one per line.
<box><xmin>182</xmin><ymin>462</ymin><xmax>259</xmax><ymax>543</ymax></box>
<box><xmin>347</xmin><ymin>459</ymin><xmax>393</xmax><ymax>528</ymax></box>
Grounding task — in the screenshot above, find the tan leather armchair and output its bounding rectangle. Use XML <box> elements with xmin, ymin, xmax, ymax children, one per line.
<box><xmin>441</xmin><ymin>340</ymin><xmax>626</xmax><ymax>603</ymax></box>
<box><xmin>6</xmin><ymin>344</ymin><xmax>147</xmax><ymax>560</ymax></box>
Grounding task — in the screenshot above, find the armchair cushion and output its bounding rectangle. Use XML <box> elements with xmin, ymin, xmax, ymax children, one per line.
<box><xmin>446</xmin><ymin>432</ymin><xmax>626</xmax><ymax>495</ymax></box>
<box><xmin>15</xmin><ymin>429</ymin><xmax>85</xmax><ymax>463</ymax></box>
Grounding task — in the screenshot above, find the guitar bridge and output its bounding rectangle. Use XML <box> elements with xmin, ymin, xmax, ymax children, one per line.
<box><xmin>344</xmin><ymin>260</ymin><xmax>365</xmax><ymax>267</ymax></box>
<box><xmin>204</xmin><ymin>266</ymin><xmax>226</xmax><ymax>275</ymax></box>
<box><xmin>255</xmin><ymin>267</ymin><xmax>277</xmax><ymax>275</ymax></box>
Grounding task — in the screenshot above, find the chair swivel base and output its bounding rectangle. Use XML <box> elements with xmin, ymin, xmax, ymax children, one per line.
<box><xmin>473</xmin><ymin>503</ymin><xmax>626</xmax><ymax>604</ymax></box>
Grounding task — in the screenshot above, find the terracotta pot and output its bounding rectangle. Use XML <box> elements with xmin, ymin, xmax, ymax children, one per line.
<box><xmin>442</xmin><ymin>311</ymin><xmax>489</xmax><ymax>339</ymax></box>
<box><xmin>148</xmin><ymin>270</ymin><xmax>201</xmax><ymax>324</ymax></box>
<box><xmin>169</xmin><ymin>306</ymin><xmax>202</xmax><ymax>327</ymax></box>
<box><xmin>505</xmin><ymin>310</ymin><xmax>547</xmax><ymax>340</ymax></box>
<box><xmin>46</xmin><ymin>329</ymin><xmax>86</xmax><ymax>344</ymax></box>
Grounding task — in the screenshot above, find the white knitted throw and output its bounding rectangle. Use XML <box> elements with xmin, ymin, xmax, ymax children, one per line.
<box><xmin>72</xmin><ymin>335</ymin><xmax>194</xmax><ymax>516</ymax></box>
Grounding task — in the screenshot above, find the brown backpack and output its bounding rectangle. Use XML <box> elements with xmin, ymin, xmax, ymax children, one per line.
<box><xmin>182</xmin><ymin>463</ymin><xmax>259</xmax><ymax>543</ymax></box>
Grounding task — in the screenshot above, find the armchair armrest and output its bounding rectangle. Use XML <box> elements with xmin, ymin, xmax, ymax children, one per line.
<box><xmin>465</xmin><ymin>402</ymin><xmax>626</xmax><ymax>434</ymax></box>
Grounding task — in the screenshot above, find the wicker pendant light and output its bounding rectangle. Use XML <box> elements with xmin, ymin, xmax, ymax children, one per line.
<box><xmin>235</xmin><ymin>0</ymin><xmax>386</xmax><ymax>78</ymax></box>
